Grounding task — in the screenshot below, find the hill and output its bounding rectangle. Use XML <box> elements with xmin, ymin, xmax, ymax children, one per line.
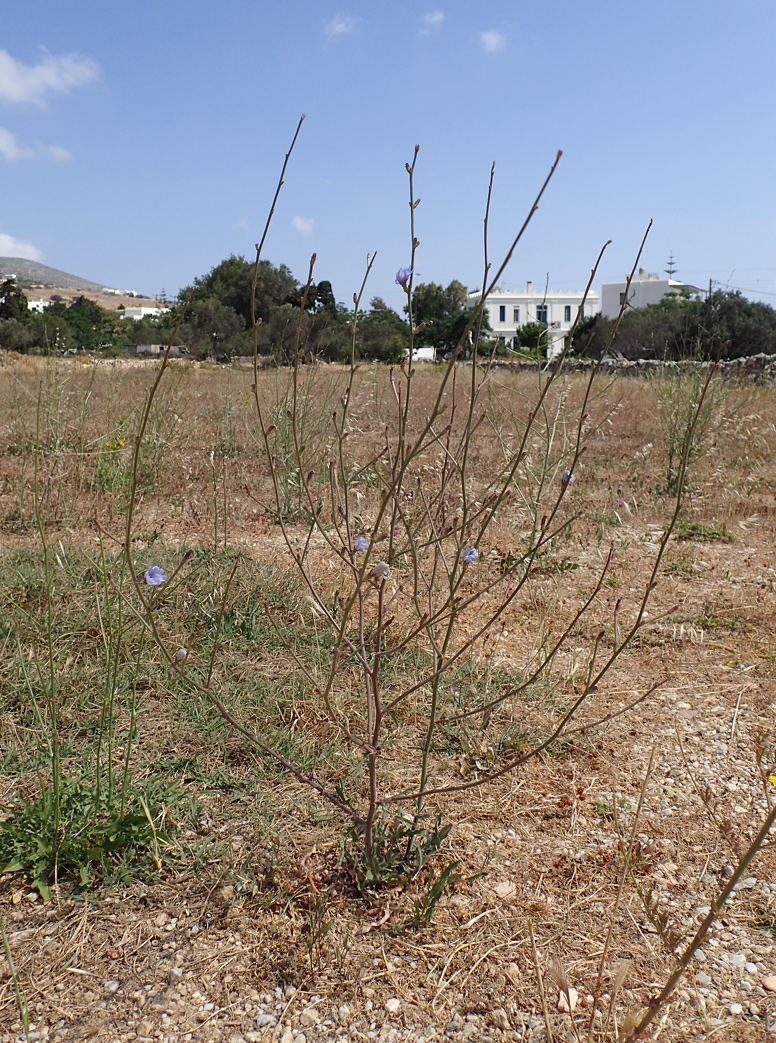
<box><xmin>0</xmin><ymin>257</ymin><xmax>105</xmax><ymax>292</ymax></box>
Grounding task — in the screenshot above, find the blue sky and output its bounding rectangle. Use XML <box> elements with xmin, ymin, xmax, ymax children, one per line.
<box><xmin>2</xmin><ymin>1</ymin><xmax>775</xmax><ymax>313</ymax></box>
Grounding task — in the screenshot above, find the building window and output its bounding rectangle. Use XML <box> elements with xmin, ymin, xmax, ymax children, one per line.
<box><xmin>499</xmin><ymin>305</ymin><xmax>506</xmax><ymax>322</ymax></box>
<box><xmin>536</xmin><ymin>304</ymin><xmax>548</xmax><ymax>324</ymax></box>
<box><xmin>564</xmin><ymin>305</ymin><xmax>572</xmax><ymax>322</ymax></box>
<box><xmin>619</xmin><ymin>292</ymin><xmax>626</xmax><ymax>305</ymax></box>
<box><xmin>513</xmin><ymin>306</ymin><xmax>520</xmax><ymax>323</ymax></box>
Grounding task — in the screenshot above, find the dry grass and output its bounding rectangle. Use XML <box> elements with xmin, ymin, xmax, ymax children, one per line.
<box><xmin>0</xmin><ymin>353</ymin><xmax>774</xmax><ymax>1042</ymax></box>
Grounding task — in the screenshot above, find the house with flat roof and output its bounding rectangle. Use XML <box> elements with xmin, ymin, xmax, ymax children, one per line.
<box><xmin>467</xmin><ymin>281</ymin><xmax>599</xmax><ymax>359</ymax></box>
<box><xmin>601</xmin><ymin>268</ymin><xmax>704</xmax><ymax>318</ymax></box>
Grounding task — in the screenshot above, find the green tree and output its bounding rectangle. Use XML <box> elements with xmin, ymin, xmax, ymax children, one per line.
<box><xmin>0</xmin><ymin>280</ymin><xmax>29</xmax><ymax>322</ymax></box>
<box><xmin>178</xmin><ymin>297</ymin><xmax>245</xmax><ymax>358</ymax></box>
<box><xmin>577</xmin><ymin>290</ymin><xmax>776</xmax><ymax>361</ymax></box>
<box><xmin>513</xmin><ymin>322</ymin><xmax>549</xmax><ymax>357</ymax></box>
<box><xmin>181</xmin><ymin>255</ymin><xmax>300</xmax><ymax>328</ymax></box>
<box><xmin>407</xmin><ymin>279</ymin><xmax>483</xmax><ymax>355</ymax></box>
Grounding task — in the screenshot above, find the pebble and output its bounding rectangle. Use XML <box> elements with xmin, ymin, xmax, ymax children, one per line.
<box><xmin>729</xmin><ymin>1002</ymin><xmax>743</xmax><ymax>1015</ymax></box>
<box><xmin>558</xmin><ymin>987</ymin><xmax>578</xmax><ymax>1013</ymax></box>
<box><xmin>763</xmin><ymin>975</ymin><xmax>776</xmax><ymax>993</ymax></box>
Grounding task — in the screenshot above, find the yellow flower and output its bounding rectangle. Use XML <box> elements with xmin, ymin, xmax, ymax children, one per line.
<box><xmin>769</xmin><ymin>774</ymin><xmax>776</xmax><ymax>788</ymax></box>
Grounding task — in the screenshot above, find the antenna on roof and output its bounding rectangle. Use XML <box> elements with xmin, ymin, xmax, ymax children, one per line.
<box><xmin>664</xmin><ymin>251</ymin><xmax>678</xmax><ymax>278</ymax></box>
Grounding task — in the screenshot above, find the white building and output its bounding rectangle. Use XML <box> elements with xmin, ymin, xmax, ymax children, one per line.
<box><xmin>601</xmin><ymin>268</ymin><xmax>704</xmax><ymax>318</ymax></box>
<box><xmin>118</xmin><ymin>306</ymin><xmax>170</xmax><ymax>320</ymax></box>
<box><xmin>468</xmin><ymin>281</ymin><xmax>600</xmax><ymax>359</ymax></box>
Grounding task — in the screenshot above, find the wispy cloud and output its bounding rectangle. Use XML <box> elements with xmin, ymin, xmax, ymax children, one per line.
<box><xmin>0</xmin><ymin>128</ymin><xmax>33</xmax><ymax>161</ymax></box>
<box><xmin>0</xmin><ymin>48</ymin><xmax>99</xmax><ymax>106</ymax></box>
<box><xmin>479</xmin><ymin>30</ymin><xmax>507</xmax><ymax>54</ymax></box>
<box><xmin>45</xmin><ymin>144</ymin><xmax>72</xmax><ymax>162</ymax></box>
<box><xmin>0</xmin><ymin>231</ymin><xmax>43</xmax><ymax>260</ymax></box>
<box><xmin>292</xmin><ymin>216</ymin><xmax>315</xmax><ymax>237</ymax></box>
<box><xmin>325</xmin><ymin>15</ymin><xmax>361</xmax><ymax>41</ymax></box>
<box><xmin>420</xmin><ymin>10</ymin><xmax>444</xmax><ymax>35</ymax></box>
<box><xmin>0</xmin><ymin>128</ymin><xmax>75</xmax><ymax>163</ymax></box>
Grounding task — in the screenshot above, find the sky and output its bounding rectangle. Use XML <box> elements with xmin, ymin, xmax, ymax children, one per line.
<box><xmin>2</xmin><ymin>0</ymin><xmax>776</xmax><ymax>314</ymax></box>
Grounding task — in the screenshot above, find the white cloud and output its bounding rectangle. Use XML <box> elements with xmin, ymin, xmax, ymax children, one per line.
<box><xmin>479</xmin><ymin>30</ymin><xmax>507</xmax><ymax>53</ymax></box>
<box><xmin>420</xmin><ymin>10</ymin><xmax>444</xmax><ymax>34</ymax></box>
<box><xmin>45</xmin><ymin>144</ymin><xmax>72</xmax><ymax>162</ymax></box>
<box><xmin>0</xmin><ymin>127</ymin><xmax>33</xmax><ymax>161</ymax></box>
<box><xmin>0</xmin><ymin>48</ymin><xmax>99</xmax><ymax>106</ymax></box>
<box><xmin>292</xmin><ymin>216</ymin><xmax>315</xmax><ymax>237</ymax></box>
<box><xmin>325</xmin><ymin>15</ymin><xmax>361</xmax><ymax>40</ymax></box>
<box><xmin>0</xmin><ymin>231</ymin><xmax>43</xmax><ymax>261</ymax></box>
<box><xmin>0</xmin><ymin>128</ymin><xmax>76</xmax><ymax>162</ymax></box>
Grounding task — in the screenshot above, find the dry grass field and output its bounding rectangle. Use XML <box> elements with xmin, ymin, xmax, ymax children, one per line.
<box><xmin>0</xmin><ymin>352</ymin><xmax>774</xmax><ymax>1043</ymax></box>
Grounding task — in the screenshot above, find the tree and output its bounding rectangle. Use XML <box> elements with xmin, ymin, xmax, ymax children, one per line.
<box><xmin>180</xmin><ymin>255</ymin><xmax>300</xmax><ymax>328</ymax></box>
<box><xmin>574</xmin><ymin>290</ymin><xmax>776</xmax><ymax>361</ymax></box>
<box><xmin>513</xmin><ymin>322</ymin><xmax>549</xmax><ymax>357</ymax></box>
<box><xmin>178</xmin><ymin>297</ymin><xmax>245</xmax><ymax>358</ymax></box>
<box><xmin>0</xmin><ymin>280</ymin><xmax>29</xmax><ymax>322</ymax></box>
<box><xmin>406</xmin><ymin>279</ymin><xmax>483</xmax><ymax>355</ymax></box>
<box><xmin>356</xmin><ymin>300</ymin><xmax>409</xmax><ymax>362</ymax></box>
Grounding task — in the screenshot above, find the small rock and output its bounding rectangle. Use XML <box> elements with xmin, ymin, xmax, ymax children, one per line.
<box><xmin>730</xmin><ymin>954</ymin><xmax>746</xmax><ymax>967</ymax></box>
<box><xmin>763</xmin><ymin>975</ymin><xmax>776</xmax><ymax>993</ymax></box>
<box><xmin>695</xmin><ymin>973</ymin><xmax>712</xmax><ymax>986</ymax></box>
<box><xmin>745</xmin><ymin>962</ymin><xmax>758</xmax><ymax>974</ymax></box>
<box><xmin>490</xmin><ymin>1009</ymin><xmax>510</xmax><ymax>1031</ymax></box>
<box><xmin>729</xmin><ymin>1002</ymin><xmax>743</xmax><ymax>1016</ymax></box>
<box><xmin>506</xmin><ymin>962</ymin><xmax>521</xmax><ymax>986</ymax></box>
<box><xmin>491</xmin><ymin>880</ymin><xmax>517</xmax><ymax>900</ymax></box>
<box><xmin>558</xmin><ymin>988</ymin><xmax>578</xmax><ymax>1013</ymax></box>
<box><xmin>299</xmin><ymin>1009</ymin><xmax>318</xmax><ymax>1027</ymax></box>
<box><xmin>385</xmin><ymin>998</ymin><xmax>401</xmax><ymax>1015</ymax></box>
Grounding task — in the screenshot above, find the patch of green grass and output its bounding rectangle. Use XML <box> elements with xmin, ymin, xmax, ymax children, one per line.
<box><xmin>675</xmin><ymin>521</ymin><xmax>734</xmax><ymax>543</ymax></box>
<box><xmin>663</xmin><ymin>555</ymin><xmax>700</xmax><ymax>578</ymax></box>
<box><xmin>0</xmin><ymin>774</ymin><xmax>182</xmax><ymax>898</ymax></box>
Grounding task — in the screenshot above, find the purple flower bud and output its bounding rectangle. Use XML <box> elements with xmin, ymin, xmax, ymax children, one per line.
<box><xmin>395</xmin><ymin>267</ymin><xmax>416</xmax><ymax>289</ymax></box>
<box><xmin>354</xmin><ymin>536</ymin><xmax>369</xmax><ymax>552</ymax></box>
<box><xmin>462</xmin><ymin>546</ymin><xmax>478</xmax><ymax>564</ymax></box>
<box><xmin>144</xmin><ymin>565</ymin><xmax>168</xmax><ymax>586</ymax></box>
<box><xmin>561</xmin><ymin>468</ymin><xmax>576</xmax><ymax>487</ymax></box>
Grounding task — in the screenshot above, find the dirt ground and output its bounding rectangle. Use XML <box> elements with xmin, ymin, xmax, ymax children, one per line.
<box><xmin>0</xmin><ymin>355</ymin><xmax>774</xmax><ymax>1043</ymax></box>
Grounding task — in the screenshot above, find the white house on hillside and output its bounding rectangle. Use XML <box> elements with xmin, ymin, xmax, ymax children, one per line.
<box><xmin>468</xmin><ymin>282</ymin><xmax>600</xmax><ymax>359</ymax></box>
<box><xmin>601</xmin><ymin>268</ymin><xmax>704</xmax><ymax>318</ymax></box>
<box><xmin>118</xmin><ymin>306</ymin><xmax>170</xmax><ymax>320</ymax></box>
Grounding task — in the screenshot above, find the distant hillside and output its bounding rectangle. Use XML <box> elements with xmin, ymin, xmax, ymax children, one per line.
<box><xmin>0</xmin><ymin>257</ymin><xmax>105</xmax><ymax>292</ymax></box>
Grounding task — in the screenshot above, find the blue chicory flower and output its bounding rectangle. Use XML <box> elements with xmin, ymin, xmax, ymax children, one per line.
<box><xmin>144</xmin><ymin>565</ymin><xmax>168</xmax><ymax>586</ymax></box>
<box><xmin>395</xmin><ymin>267</ymin><xmax>416</xmax><ymax>289</ymax></box>
<box><xmin>354</xmin><ymin>536</ymin><xmax>369</xmax><ymax>552</ymax></box>
<box><xmin>462</xmin><ymin>546</ymin><xmax>479</xmax><ymax>564</ymax></box>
